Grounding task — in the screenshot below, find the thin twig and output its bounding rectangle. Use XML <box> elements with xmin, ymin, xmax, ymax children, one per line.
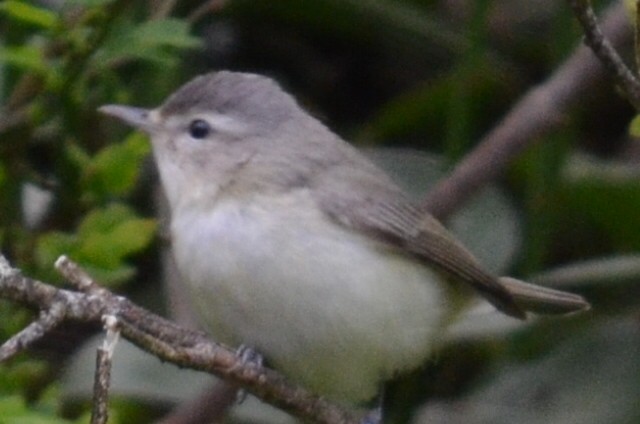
<box><xmin>91</xmin><ymin>348</ymin><xmax>111</xmax><ymax>424</ymax></box>
<box><xmin>55</xmin><ymin>255</ymin><xmax>108</xmax><ymax>295</ymax></box>
<box><xmin>567</xmin><ymin>0</ymin><xmax>640</xmax><ymax>109</ymax></box>
<box><xmin>91</xmin><ymin>315</ymin><xmax>120</xmax><ymax>424</ymax></box>
<box><xmin>0</xmin><ymin>303</ymin><xmax>65</xmax><ymax>361</ymax></box>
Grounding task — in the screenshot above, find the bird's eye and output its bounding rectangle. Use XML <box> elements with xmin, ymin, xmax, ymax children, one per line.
<box><xmin>188</xmin><ymin>119</ymin><xmax>211</xmax><ymax>139</ymax></box>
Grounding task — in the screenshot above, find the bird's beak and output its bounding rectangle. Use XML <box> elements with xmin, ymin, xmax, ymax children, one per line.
<box><xmin>99</xmin><ymin>105</ymin><xmax>158</xmax><ymax>133</ymax></box>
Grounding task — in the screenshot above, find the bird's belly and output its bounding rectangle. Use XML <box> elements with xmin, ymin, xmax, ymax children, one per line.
<box><xmin>171</xmin><ymin>195</ymin><xmax>449</xmax><ymax>403</ymax></box>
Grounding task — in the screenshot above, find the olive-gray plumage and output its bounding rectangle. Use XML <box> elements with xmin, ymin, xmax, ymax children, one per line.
<box><xmin>99</xmin><ymin>71</ymin><xmax>589</xmax><ymax>404</ymax></box>
<box><xmin>158</xmin><ymin>72</ymin><xmax>525</xmax><ymax>317</ymax></box>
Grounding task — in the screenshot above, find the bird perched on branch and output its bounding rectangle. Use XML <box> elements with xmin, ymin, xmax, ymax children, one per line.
<box><xmin>100</xmin><ymin>71</ymin><xmax>589</xmax><ymax>412</ymax></box>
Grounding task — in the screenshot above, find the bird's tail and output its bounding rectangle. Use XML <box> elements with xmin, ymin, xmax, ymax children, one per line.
<box><xmin>498</xmin><ymin>277</ymin><xmax>590</xmax><ymax>315</ymax></box>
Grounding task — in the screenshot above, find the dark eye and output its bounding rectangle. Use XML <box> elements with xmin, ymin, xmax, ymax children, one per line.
<box><xmin>188</xmin><ymin>119</ymin><xmax>211</xmax><ymax>139</ymax></box>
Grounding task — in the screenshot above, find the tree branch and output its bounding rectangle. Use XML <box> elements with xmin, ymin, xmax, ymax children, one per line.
<box><xmin>423</xmin><ymin>1</ymin><xmax>631</xmax><ymax>219</ymax></box>
<box><xmin>0</xmin><ymin>303</ymin><xmax>65</xmax><ymax>361</ymax></box>
<box><xmin>91</xmin><ymin>315</ymin><xmax>120</xmax><ymax>424</ymax></box>
<box><xmin>0</xmin><ymin>254</ymin><xmax>361</xmax><ymax>424</ymax></box>
<box><xmin>567</xmin><ymin>0</ymin><xmax>640</xmax><ymax>109</ymax></box>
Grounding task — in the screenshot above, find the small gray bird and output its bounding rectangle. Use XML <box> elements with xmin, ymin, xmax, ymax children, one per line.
<box><xmin>100</xmin><ymin>72</ymin><xmax>589</xmax><ymax>406</ymax></box>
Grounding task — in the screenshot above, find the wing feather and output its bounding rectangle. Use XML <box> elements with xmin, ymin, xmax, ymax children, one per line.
<box><xmin>313</xmin><ymin>166</ymin><xmax>526</xmax><ymax>319</ymax></box>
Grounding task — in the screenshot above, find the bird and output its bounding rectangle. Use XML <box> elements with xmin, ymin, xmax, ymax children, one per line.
<box><xmin>100</xmin><ymin>71</ymin><xmax>589</xmax><ymax>409</ymax></box>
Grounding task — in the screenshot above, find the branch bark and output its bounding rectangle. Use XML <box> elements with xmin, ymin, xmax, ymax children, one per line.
<box><xmin>567</xmin><ymin>0</ymin><xmax>640</xmax><ymax>109</ymax></box>
<box><xmin>91</xmin><ymin>315</ymin><xmax>119</xmax><ymax>424</ymax></box>
<box><xmin>423</xmin><ymin>1</ymin><xmax>631</xmax><ymax>219</ymax></box>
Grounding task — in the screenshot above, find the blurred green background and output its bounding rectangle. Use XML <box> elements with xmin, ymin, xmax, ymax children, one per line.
<box><xmin>1</xmin><ymin>0</ymin><xmax>639</xmax><ymax>423</ymax></box>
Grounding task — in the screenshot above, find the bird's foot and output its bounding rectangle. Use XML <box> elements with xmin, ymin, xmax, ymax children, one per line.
<box><xmin>234</xmin><ymin>345</ymin><xmax>264</xmax><ymax>404</ymax></box>
<box><xmin>360</xmin><ymin>405</ymin><xmax>382</xmax><ymax>424</ymax></box>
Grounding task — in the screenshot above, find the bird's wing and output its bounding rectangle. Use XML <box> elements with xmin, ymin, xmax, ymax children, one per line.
<box><xmin>313</xmin><ymin>166</ymin><xmax>526</xmax><ymax>319</ymax></box>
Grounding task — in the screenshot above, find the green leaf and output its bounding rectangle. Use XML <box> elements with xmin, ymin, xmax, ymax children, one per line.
<box><xmin>35</xmin><ymin>232</ymin><xmax>77</xmax><ymax>273</ymax></box>
<box><xmin>0</xmin><ymin>1</ymin><xmax>57</xmax><ymax>29</ymax></box>
<box><xmin>0</xmin><ymin>360</ymin><xmax>48</xmax><ymax>393</ymax></box>
<box><xmin>561</xmin><ymin>153</ymin><xmax>640</xmax><ymax>250</ymax></box>
<box><xmin>35</xmin><ymin>204</ymin><xmax>156</xmax><ymax>286</ymax></box>
<box><xmin>0</xmin><ymin>46</ymin><xmax>46</xmax><ymax>73</ymax></box>
<box><xmin>64</xmin><ymin>142</ymin><xmax>92</xmax><ymax>170</ymax></box>
<box><xmin>82</xmin><ymin>133</ymin><xmax>150</xmax><ymax>201</ymax></box>
<box><xmin>628</xmin><ymin>114</ymin><xmax>640</xmax><ymax>137</ymax></box>
<box><xmin>78</xmin><ymin>214</ymin><xmax>156</xmax><ymax>268</ymax></box>
<box><xmin>133</xmin><ymin>18</ymin><xmax>201</xmax><ymax>49</ymax></box>
<box><xmin>77</xmin><ymin>203</ymin><xmax>136</xmax><ymax>236</ymax></box>
<box><xmin>0</xmin><ymin>395</ymin><xmax>75</xmax><ymax>423</ymax></box>
<box><xmin>93</xmin><ymin>18</ymin><xmax>200</xmax><ymax>66</ymax></box>
<box><xmin>76</xmin><ymin>204</ymin><xmax>156</xmax><ymax>268</ymax></box>
<box><xmin>79</xmin><ymin>264</ymin><xmax>136</xmax><ymax>285</ymax></box>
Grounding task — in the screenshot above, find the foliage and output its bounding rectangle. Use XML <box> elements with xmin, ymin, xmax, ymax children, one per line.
<box><xmin>0</xmin><ymin>0</ymin><xmax>198</xmax><ymax>422</ymax></box>
<box><xmin>1</xmin><ymin>0</ymin><xmax>639</xmax><ymax>423</ymax></box>
<box><xmin>0</xmin><ymin>395</ymin><xmax>75</xmax><ymax>424</ymax></box>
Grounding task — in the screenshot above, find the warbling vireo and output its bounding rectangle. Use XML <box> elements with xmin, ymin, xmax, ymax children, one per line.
<box><xmin>100</xmin><ymin>71</ymin><xmax>589</xmax><ymax>405</ymax></box>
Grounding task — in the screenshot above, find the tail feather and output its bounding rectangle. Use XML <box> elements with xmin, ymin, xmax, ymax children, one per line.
<box><xmin>499</xmin><ymin>277</ymin><xmax>590</xmax><ymax>315</ymax></box>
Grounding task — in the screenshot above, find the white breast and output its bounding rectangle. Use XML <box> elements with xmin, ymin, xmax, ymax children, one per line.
<box><xmin>170</xmin><ymin>189</ymin><xmax>449</xmax><ymax>403</ymax></box>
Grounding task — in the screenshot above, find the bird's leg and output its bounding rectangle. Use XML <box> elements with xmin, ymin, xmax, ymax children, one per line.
<box><xmin>360</xmin><ymin>387</ymin><xmax>385</xmax><ymax>424</ymax></box>
<box><xmin>360</xmin><ymin>407</ymin><xmax>382</xmax><ymax>424</ymax></box>
<box><xmin>234</xmin><ymin>345</ymin><xmax>264</xmax><ymax>404</ymax></box>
